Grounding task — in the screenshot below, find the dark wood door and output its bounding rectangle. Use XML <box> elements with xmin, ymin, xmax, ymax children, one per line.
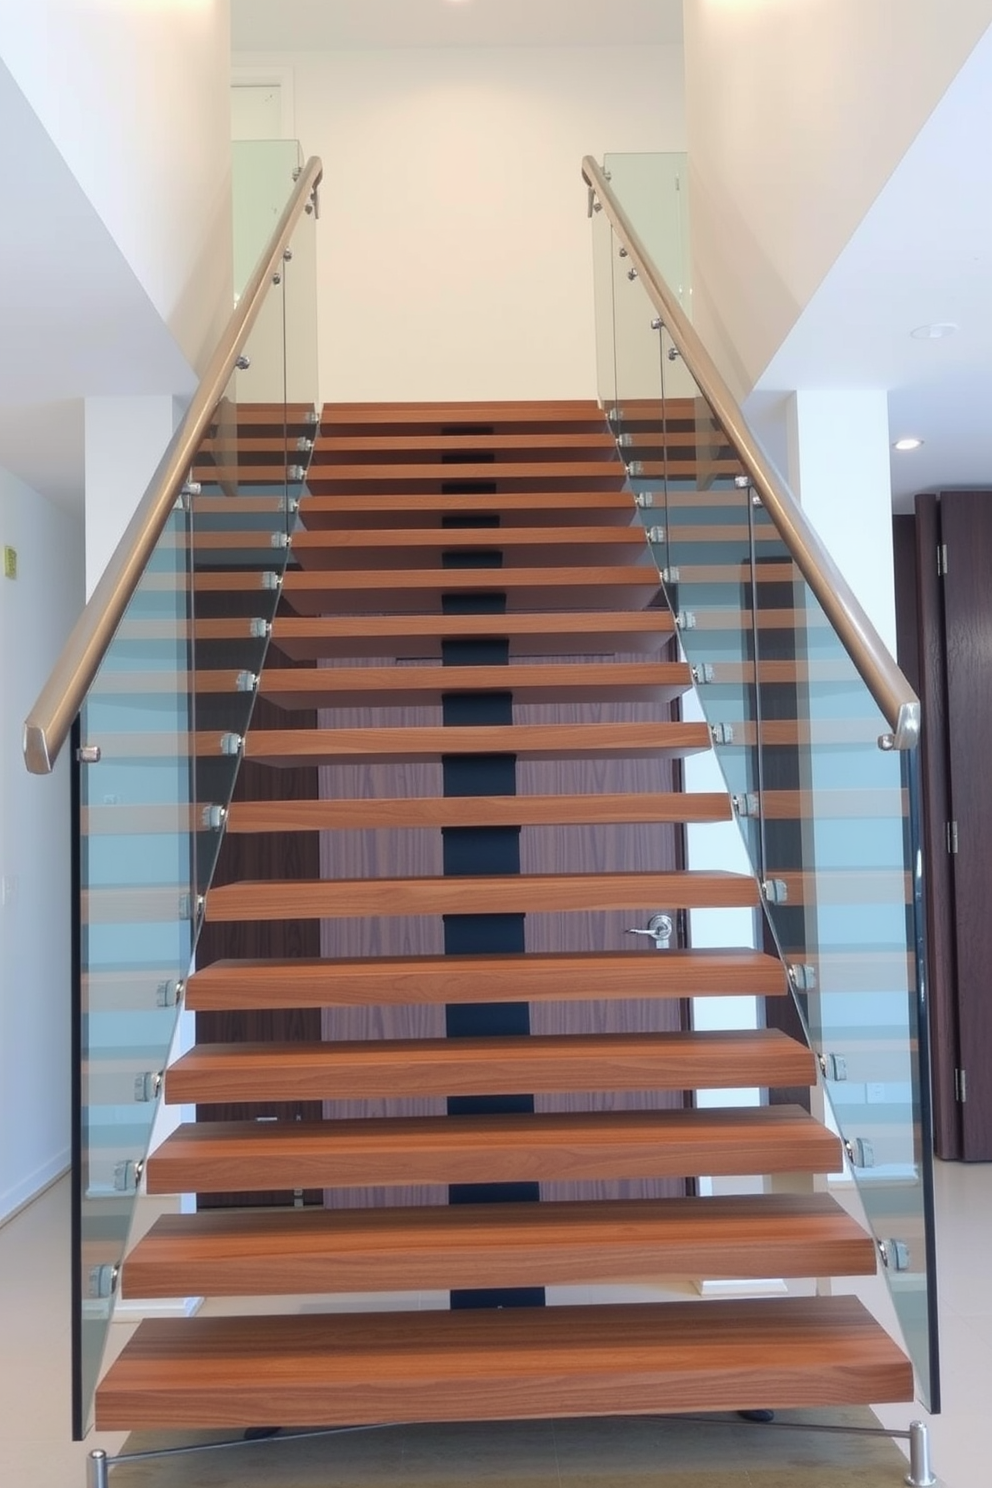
<box><xmin>908</xmin><ymin>491</ymin><xmax>992</xmax><ymax>1159</ymax></box>
<box><xmin>939</xmin><ymin>492</ymin><xmax>992</xmax><ymax>1158</ymax></box>
<box><xmin>317</xmin><ymin>654</ymin><xmax>689</xmax><ymax>1207</ymax></box>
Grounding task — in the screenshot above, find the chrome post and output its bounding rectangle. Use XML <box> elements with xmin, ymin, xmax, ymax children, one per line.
<box><xmin>87</xmin><ymin>1449</ymin><xmax>110</xmax><ymax>1488</ymax></box>
<box><xmin>905</xmin><ymin>1421</ymin><xmax>937</xmax><ymax>1487</ymax></box>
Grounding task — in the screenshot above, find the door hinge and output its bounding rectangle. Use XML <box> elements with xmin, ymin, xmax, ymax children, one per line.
<box><xmin>955</xmin><ymin>1068</ymin><xmax>968</xmax><ymax>1103</ymax></box>
<box><xmin>937</xmin><ymin>543</ymin><xmax>948</xmax><ymax>577</ymax></box>
<box><xmin>946</xmin><ymin>820</ymin><xmax>959</xmax><ymax>855</ymax></box>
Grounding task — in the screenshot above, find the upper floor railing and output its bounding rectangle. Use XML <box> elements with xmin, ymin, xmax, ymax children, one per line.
<box><xmin>582</xmin><ymin>156</ymin><xmax>919</xmax><ymax>752</ymax></box>
<box><xmin>22</xmin><ymin>157</ymin><xmax>324</xmax><ymax>776</ymax></box>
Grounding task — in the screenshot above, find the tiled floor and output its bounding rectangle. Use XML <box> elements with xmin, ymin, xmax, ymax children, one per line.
<box><xmin>0</xmin><ymin>1160</ymin><xmax>986</xmax><ymax>1488</ymax></box>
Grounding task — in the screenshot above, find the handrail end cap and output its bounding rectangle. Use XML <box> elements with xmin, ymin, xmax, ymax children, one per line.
<box><xmin>23</xmin><ymin>722</ymin><xmax>54</xmax><ymax>775</ymax></box>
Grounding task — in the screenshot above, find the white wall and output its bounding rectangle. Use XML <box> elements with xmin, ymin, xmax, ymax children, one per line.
<box><xmin>683</xmin><ymin>0</ymin><xmax>992</xmax><ymax>396</ymax></box>
<box><xmin>84</xmin><ymin>397</ymin><xmax>180</xmax><ymax>600</ymax></box>
<box><xmin>0</xmin><ymin>0</ymin><xmax>234</xmax><ymax>376</ymax></box>
<box><xmin>0</xmin><ymin>471</ymin><xmax>85</xmax><ymax>1222</ymax></box>
<box><xmin>786</xmin><ymin>390</ymin><xmax>896</xmax><ymax>652</ymax></box>
<box><xmin>234</xmin><ymin>44</ymin><xmax>685</xmax><ymax>402</ymax></box>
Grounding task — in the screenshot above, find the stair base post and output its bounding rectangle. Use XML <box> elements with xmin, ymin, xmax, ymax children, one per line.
<box><xmin>87</xmin><ymin>1450</ymin><xmax>109</xmax><ymax>1488</ymax></box>
<box><xmin>905</xmin><ymin>1420</ymin><xmax>937</xmax><ymax>1487</ymax></box>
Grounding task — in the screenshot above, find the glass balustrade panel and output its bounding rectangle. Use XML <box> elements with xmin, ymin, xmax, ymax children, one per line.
<box><xmin>75</xmin><ymin>500</ymin><xmax>195</xmax><ymax>1435</ymax></box>
<box><xmin>73</xmin><ymin>189</ymin><xmax>318</xmax><ymax>1435</ymax></box>
<box><xmin>594</xmin><ymin>194</ymin><xmax>937</xmax><ymax>1407</ymax></box>
<box><xmin>602</xmin><ymin>152</ymin><xmax>691</xmax><ymax>315</ymax></box>
<box><xmin>189</xmin><ymin>193</ymin><xmax>320</xmax><ymax>904</ymax></box>
<box><xmin>233</xmin><ymin>140</ymin><xmax>304</xmax><ymax>301</ymax></box>
<box><xmin>744</xmin><ymin>495</ymin><xmax>937</xmax><ymax>1409</ymax></box>
<box><xmin>592</xmin><ymin>212</ymin><xmax>618</xmax><ymax>418</ymax></box>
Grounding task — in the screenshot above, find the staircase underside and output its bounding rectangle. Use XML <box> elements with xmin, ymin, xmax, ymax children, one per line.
<box><xmin>94</xmin><ymin>399</ymin><xmax>913</xmax><ymax>1430</ymax></box>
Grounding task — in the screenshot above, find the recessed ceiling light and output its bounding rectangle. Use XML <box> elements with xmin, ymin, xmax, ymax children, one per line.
<box><xmin>910</xmin><ymin>323</ymin><xmax>958</xmax><ymax>340</ymax></box>
<box><xmin>893</xmin><ymin>438</ymin><xmax>924</xmax><ymax>451</ymax></box>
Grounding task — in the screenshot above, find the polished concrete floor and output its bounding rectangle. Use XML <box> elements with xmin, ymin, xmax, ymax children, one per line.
<box><xmin>1</xmin><ymin>1160</ymin><xmax>986</xmax><ymax>1488</ymax></box>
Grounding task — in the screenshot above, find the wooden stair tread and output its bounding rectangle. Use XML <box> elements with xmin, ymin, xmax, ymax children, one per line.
<box><xmin>203</xmin><ymin>870</ymin><xmax>761</xmax><ymax>922</ymax></box>
<box><xmin>320</xmin><ymin>398</ymin><xmax>606</xmax><ymax>424</ymax></box>
<box><xmin>298</xmin><ymin>491</ymin><xmax>640</xmax><ymax>529</ymax></box>
<box><xmin>225</xmin><ymin>792</ymin><xmax>732</xmax><ymax>832</ymax></box>
<box><xmin>293</xmin><ymin>525</ymin><xmax>643</xmax><ymax>547</ymax></box>
<box><xmin>192</xmin><ymin>495</ymin><xmax>287</xmax><ymax>515</ymax></box>
<box><xmin>280</xmin><ymin>565</ymin><xmax>657</xmax><ymax>589</ymax></box>
<box><xmin>314</xmin><ymin>433</ymin><xmax>617</xmax><ymax>453</ymax></box>
<box><xmin>258</xmin><ymin>661</ymin><xmax>691</xmax><ymax>709</ymax></box>
<box><xmin>95</xmin><ymin>1296</ymin><xmax>911</xmax><ymax>1429</ymax></box>
<box><xmin>165</xmin><ymin>1030</ymin><xmax>815</xmax><ymax>1103</ymax></box>
<box><xmin>192</xmin><ymin>467</ymin><xmax>307</xmax><ymax>485</ymax></box>
<box><xmin>145</xmin><ymin>1106</ymin><xmax>842</xmax><ymax>1193</ymax></box>
<box><xmin>244</xmin><ymin>720</ymin><xmax>711</xmax><ymax>766</ymax></box>
<box><xmin>229</xmin><ymin>405</ymin><xmax>317</xmax><ymax>432</ymax></box>
<box><xmin>290</xmin><ymin>526</ymin><xmax>645</xmax><ymax>570</ymax></box>
<box><xmin>186</xmin><ymin>949</ymin><xmax>787</xmax><ymax>1009</ymax></box>
<box><xmin>270</xmin><ymin>610</ymin><xmax>674</xmax><ymax>660</ymax></box>
<box><xmin>104</xmin><ymin>396</ymin><xmax>916</xmax><ymax>1436</ymax></box>
<box><xmin>121</xmin><ymin>1193</ymin><xmax>877</xmax><ymax>1298</ymax></box>
<box><xmin>308</xmin><ymin>461</ymin><xmax>625</xmax><ymax>484</ymax></box>
<box><xmin>279</xmin><ymin>565</ymin><xmax>660</xmax><ymax>614</ymax></box>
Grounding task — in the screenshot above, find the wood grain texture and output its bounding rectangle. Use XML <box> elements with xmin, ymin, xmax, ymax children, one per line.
<box><xmin>191</xmin><ymin>639</ymin><xmax>323</xmax><ymax>1209</ymax></box>
<box><xmin>121</xmin><ymin>1193</ymin><xmax>876</xmax><ymax>1298</ymax></box>
<box><xmin>307</xmin><ymin>461</ymin><xmax>626</xmax><ymax>488</ymax></box>
<box><xmin>312</xmin><ymin>721</ymin><xmax>447</xmax><ymax>1208</ymax></box>
<box><xmin>233</xmin><ymin>402</ymin><xmax>316</xmax><ymax>424</ymax></box>
<box><xmin>298</xmin><ymin>490</ymin><xmax>639</xmax><ymax>530</ymax></box>
<box><xmin>913</xmin><ymin>493</ymin><xmax>960</xmax><ymax>1158</ymax></box>
<box><xmin>228</xmin><ymin>792</ymin><xmax>731</xmax><ymax>833</ymax></box>
<box><xmin>315</xmin><ymin>433</ymin><xmax>617</xmax><ymax>454</ymax></box>
<box><xmin>145</xmin><ymin>1106</ymin><xmax>841</xmax><ymax>1193</ymax></box>
<box><xmin>111</xmin><ymin>395</ymin><xmax>910</xmax><ymax>1427</ymax></box>
<box><xmin>186</xmin><ymin>949</ymin><xmax>788</xmax><ymax>1010</ymax></box>
<box><xmin>290</xmin><ymin>527</ymin><xmax>645</xmax><ymax>571</ymax></box>
<box><xmin>272</xmin><ymin>609</ymin><xmax>675</xmax><ymax>661</ymax></box>
<box><xmin>758</xmin><ymin>788</ymin><xmax>908</xmax><ymax>820</ymax></box>
<box><xmin>164</xmin><ymin>1030</ymin><xmax>814</xmax><ymax>1104</ymax></box>
<box><xmin>259</xmin><ymin>662</ymin><xmax>691</xmax><ymax>709</ymax></box>
<box><xmin>204</xmin><ymin>870</ymin><xmax>760</xmax><ymax>923</ymax></box>
<box><xmin>279</xmin><ymin>566</ymin><xmax>661</xmax><ymax>616</ymax></box>
<box><xmin>245</xmin><ymin>720</ymin><xmax>710</xmax><ymax>766</ymax></box>
<box><xmin>940</xmin><ymin>491</ymin><xmax>992</xmax><ymax>1159</ymax></box>
<box><xmin>306</xmin><ymin>639</ymin><xmax>690</xmax><ymax>1204</ymax></box>
<box><xmin>319</xmin><ymin>399</ymin><xmax>608</xmax><ymax>429</ymax></box>
<box><xmin>94</xmin><ymin>1295</ymin><xmax>912</xmax><ymax>1430</ymax></box>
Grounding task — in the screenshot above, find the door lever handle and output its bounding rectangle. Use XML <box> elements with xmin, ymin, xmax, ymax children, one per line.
<box><xmin>626</xmin><ymin>913</ymin><xmax>673</xmax><ymax>950</ymax></box>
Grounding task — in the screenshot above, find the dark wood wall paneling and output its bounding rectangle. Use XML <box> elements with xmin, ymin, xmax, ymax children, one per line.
<box><xmin>316</xmin><ymin>648</ymin><xmax>690</xmax><ymax>1207</ymax></box>
<box><xmin>195</xmin><ymin>596</ymin><xmax>324</xmax><ymax>1207</ymax></box>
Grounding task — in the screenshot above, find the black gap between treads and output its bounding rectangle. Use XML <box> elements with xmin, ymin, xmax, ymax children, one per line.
<box><xmin>442</xmin><ymin>552</ymin><xmax>503</xmax><ymax>571</ymax></box>
<box><xmin>438</xmin><ymin>562</ymin><xmax>541</xmax><ymax>1311</ymax></box>
<box><xmin>443</xmin><ymin>640</ymin><xmax>510</xmax><ymax>668</ymax></box>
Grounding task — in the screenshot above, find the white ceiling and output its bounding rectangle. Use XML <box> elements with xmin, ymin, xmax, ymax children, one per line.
<box><xmin>232</xmin><ymin>0</ymin><xmax>684</xmax><ymax>51</ymax></box>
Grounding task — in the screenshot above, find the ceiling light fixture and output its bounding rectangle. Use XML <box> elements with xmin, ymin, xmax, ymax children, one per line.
<box><xmin>910</xmin><ymin>323</ymin><xmax>958</xmax><ymax>340</ymax></box>
<box><xmin>893</xmin><ymin>438</ymin><xmax>924</xmax><ymax>452</ymax></box>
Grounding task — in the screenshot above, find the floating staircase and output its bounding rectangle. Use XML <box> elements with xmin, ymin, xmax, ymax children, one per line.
<box><xmin>96</xmin><ymin>400</ymin><xmax>912</xmax><ymax>1430</ymax></box>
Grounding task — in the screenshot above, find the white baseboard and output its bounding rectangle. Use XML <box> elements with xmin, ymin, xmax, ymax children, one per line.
<box><xmin>0</xmin><ymin>1149</ymin><xmax>71</xmax><ymax>1228</ymax></box>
